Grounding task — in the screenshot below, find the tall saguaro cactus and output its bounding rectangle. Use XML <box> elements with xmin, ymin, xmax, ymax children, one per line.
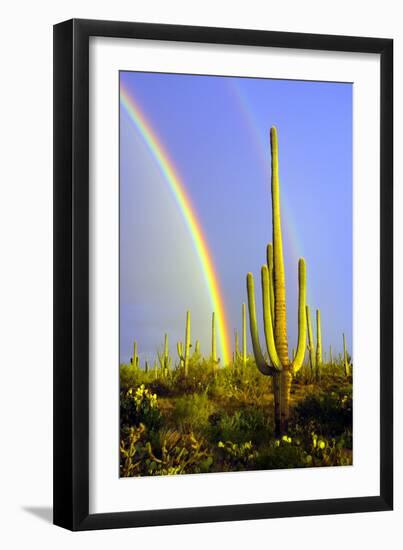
<box><xmin>246</xmin><ymin>126</ymin><xmax>307</xmax><ymax>435</ymax></box>
<box><xmin>177</xmin><ymin>311</ymin><xmax>191</xmax><ymax>376</ymax></box>
<box><xmin>158</xmin><ymin>333</ymin><xmax>172</xmax><ymax>377</ymax></box>
<box><xmin>315</xmin><ymin>309</ymin><xmax>322</xmax><ymax>381</ymax></box>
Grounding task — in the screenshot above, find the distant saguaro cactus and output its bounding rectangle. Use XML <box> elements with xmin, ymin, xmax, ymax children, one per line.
<box><xmin>343</xmin><ymin>333</ymin><xmax>350</xmax><ymax>376</ymax></box>
<box><xmin>211</xmin><ymin>312</ymin><xmax>220</xmax><ymax>371</ymax></box>
<box><xmin>241</xmin><ymin>303</ymin><xmax>247</xmax><ymax>368</ymax></box>
<box><xmin>158</xmin><ymin>333</ymin><xmax>172</xmax><ymax>378</ymax></box>
<box><xmin>234</xmin><ymin>304</ymin><xmax>248</xmax><ymax>368</ymax></box>
<box><xmin>246</xmin><ymin>126</ymin><xmax>307</xmax><ymax>435</ymax></box>
<box><xmin>177</xmin><ymin>311</ymin><xmax>191</xmax><ymax>376</ymax></box>
<box><xmin>191</xmin><ymin>339</ymin><xmax>201</xmax><ymax>363</ymax></box>
<box><xmin>131</xmin><ymin>340</ymin><xmax>140</xmax><ymax>369</ymax></box>
<box><xmin>306</xmin><ymin>306</ymin><xmax>315</xmax><ymax>377</ymax></box>
<box><xmin>315</xmin><ymin>309</ymin><xmax>322</xmax><ymax>381</ymax></box>
<box><xmin>234</xmin><ymin>329</ymin><xmax>240</xmax><ymax>365</ymax></box>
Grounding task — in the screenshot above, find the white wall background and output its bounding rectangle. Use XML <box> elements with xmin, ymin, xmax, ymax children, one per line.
<box><xmin>0</xmin><ymin>0</ymin><xmax>400</xmax><ymax>547</ymax></box>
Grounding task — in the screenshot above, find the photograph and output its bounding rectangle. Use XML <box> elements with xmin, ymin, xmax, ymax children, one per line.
<box><xmin>0</xmin><ymin>0</ymin><xmax>396</xmax><ymax>541</ymax></box>
<box><xmin>119</xmin><ymin>70</ymin><xmax>353</xmax><ymax>477</ymax></box>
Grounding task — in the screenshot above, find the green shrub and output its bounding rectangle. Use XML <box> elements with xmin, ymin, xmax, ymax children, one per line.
<box><xmin>173</xmin><ymin>359</ymin><xmax>215</xmax><ymax>394</ymax></box>
<box><xmin>120</xmin><ymin>423</ymin><xmax>148</xmax><ymax>477</ymax></box>
<box><xmin>148</xmin><ymin>377</ymin><xmax>176</xmax><ymax>397</ymax></box>
<box><xmin>119</xmin><ymin>363</ymin><xmax>142</xmax><ymax>391</ymax></box>
<box><xmin>294</xmin><ymin>390</ymin><xmax>352</xmax><ymax>437</ymax></box>
<box><xmin>207</xmin><ymin>407</ymin><xmax>272</xmax><ymax>445</ymax></box>
<box><xmin>120</xmin><ymin>424</ymin><xmax>211</xmax><ymax>476</ymax></box>
<box><xmin>216</xmin><ymin>440</ymin><xmax>258</xmax><ymax>470</ymax></box>
<box><xmin>255</xmin><ymin>437</ymin><xmax>307</xmax><ymax>470</ymax></box>
<box><xmin>208</xmin><ymin>362</ymin><xmax>269</xmax><ymax>404</ymax></box>
<box><xmin>307</xmin><ymin>431</ymin><xmax>352</xmax><ymax>466</ymax></box>
<box><xmin>172</xmin><ymin>392</ymin><xmax>212</xmax><ymax>431</ymax></box>
<box><xmin>120</xmin><ymin>384</ymin><xmax>162</xmax><ymax>431</ymax></box>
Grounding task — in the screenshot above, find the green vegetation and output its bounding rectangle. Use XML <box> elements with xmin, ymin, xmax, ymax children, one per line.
<box><xmin>120</xmin><ymin>358</ymin><xmax>352</xmax><ymax>477</ymax></box>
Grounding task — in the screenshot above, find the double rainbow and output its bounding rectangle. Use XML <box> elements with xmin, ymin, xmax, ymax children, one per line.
<box><xmin>120</xmin><ymin>83</ymin><xmax>231</xmax><ymax>365</ymax></box>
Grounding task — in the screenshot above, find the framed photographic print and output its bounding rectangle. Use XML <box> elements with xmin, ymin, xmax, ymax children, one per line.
<box><xmin>53</xmin><ymin>19</ymin><xmax>393</xmax><ymax>530</ymax></box>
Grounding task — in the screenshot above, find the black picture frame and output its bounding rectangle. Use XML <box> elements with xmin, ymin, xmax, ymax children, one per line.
<box><xmin>53</xmin><ymin>18</ymin><xmax>393</xmax><ymax>531</ymax></box>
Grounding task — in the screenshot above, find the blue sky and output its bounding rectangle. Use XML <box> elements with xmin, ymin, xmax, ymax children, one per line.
<box><xmin>120</xmin><ymin>71</ymin><xmax>352</xmax><ymax>365</ymax></box>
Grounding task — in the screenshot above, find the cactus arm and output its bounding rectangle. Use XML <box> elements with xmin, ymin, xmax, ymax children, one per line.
<box><xmin>247</xmin><ymin>272</ymin><xmax>281</xmax><ymax>375</ymax></box>
<box><xmin>270</xmin><ymin>127</ymin><xmax>289</xmax><ymax>365</ymax></box>
<box><xmin>261</xmin><ymin>266</ymin><xmax>282</xmax><ymax>370</ymax></box>
<box><xmin>247</xmin><ymin>272</ymin><xmax>271</xmax><ymax>374</ymax></box>
<box><xmin>291</xmin><ymin>259</ymin><xmax>307</xmax><ymax>373</ymax></box>
<box><xmin>266</xmin><ymin>244</ymin><xmax>275</xmax><ymax>326</ymax></box>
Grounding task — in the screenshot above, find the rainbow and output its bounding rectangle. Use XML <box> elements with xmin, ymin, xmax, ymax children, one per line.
<box><xmin>120</xmin><ymin>83</ymin><xmax>231</xmax><ymax>365</ymax></box>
